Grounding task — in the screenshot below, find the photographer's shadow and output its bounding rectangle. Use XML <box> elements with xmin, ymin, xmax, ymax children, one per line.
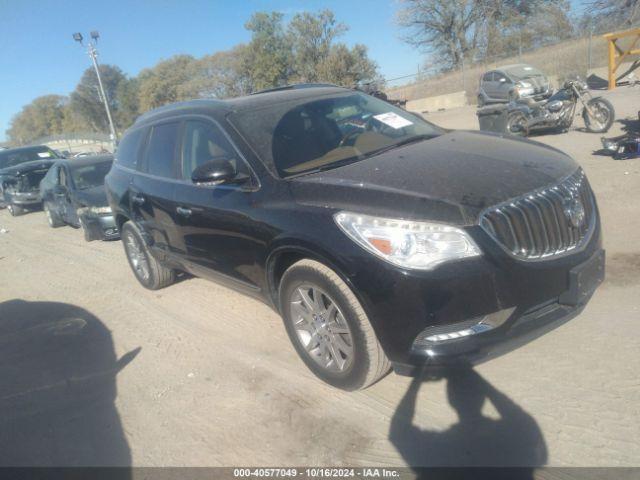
<box><xmin>0</xmin><ymin>299</ymin><xmax>138</xmax><ymax>467</ymax></box>
<box><xmin>390</xmin><ymin>369</ymin><xmax>547</xmax><ymax>471</ymax></box>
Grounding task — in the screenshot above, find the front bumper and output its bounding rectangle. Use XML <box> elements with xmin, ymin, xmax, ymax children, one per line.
<box><xmin>79</xmin><ymin>213</ymin><xmax>119</xmax><ymax>241</ymax></box>
<box><xmin>340</xmin><ymin>222</ymin><xmax>604</xmax><ymax>372</ymax></box>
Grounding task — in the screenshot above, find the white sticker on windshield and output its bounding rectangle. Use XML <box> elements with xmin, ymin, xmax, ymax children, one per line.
<box><xmin>37</xmin><ymin>152</ymin><xmax>52</xmax><ymax>158</ymax></box>
<box><xmin>373</xmin><ymin>112</ymin><xmax>413</xmax><ymax>129</ymax></box>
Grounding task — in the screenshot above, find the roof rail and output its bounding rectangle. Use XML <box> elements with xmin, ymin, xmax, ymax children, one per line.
<box><xmin>250</xmin><ymin>83</ymin><xmax>341</xmax><ymax>95</ymax></box>
<box><xmin>135</xmin><ymin>98</ymin><xmax>225</xmax><ymax>124</ymax></box>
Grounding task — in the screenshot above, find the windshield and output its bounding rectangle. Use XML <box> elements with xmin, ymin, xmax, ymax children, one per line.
<box><xmin>505</xmin><ymin>65</ymin><xmax>544</xmax><ymax>80</ymax></box>
<box><xmin>0</xmin><ymin>146</ymin><xmax>58</xmax><ymax>169</ymax></box>
<box><xmin>230</xmin><ymin>91</ymin><xmax>443</xmax><ymax>177</ymax></box>
<box><xmin>70</xmin><ymin>160</ymin><xmax>113</xmax><ymax>190</ymax></box>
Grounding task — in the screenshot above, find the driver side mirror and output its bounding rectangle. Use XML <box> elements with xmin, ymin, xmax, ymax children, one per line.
<box><xmin>191</xmin><ymin>159</ymin><xmax>247</xmax><ymax>186</ymax></box>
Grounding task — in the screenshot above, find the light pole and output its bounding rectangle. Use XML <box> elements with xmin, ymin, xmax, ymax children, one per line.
<box><xmin>73</xmin><ymin>31</ymin><xmax>118</xmax><ymax>148</ymax></box>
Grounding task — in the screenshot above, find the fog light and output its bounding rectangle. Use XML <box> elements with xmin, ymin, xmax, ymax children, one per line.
<box><xmin>425</xmin><ymin>323</ymin><xmax>493</xmax><ymax>342</ymax></box>
<box><xmin>414</xmin><ymin>307</ymin><xmax>516</xmax><ymax>346</ymax></box>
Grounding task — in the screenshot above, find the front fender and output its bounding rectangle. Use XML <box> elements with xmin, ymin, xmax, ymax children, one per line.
<box><xmin>265</xmin><ymin>235</ymin><xmax>358</xmax><ymax>312</ymax></box>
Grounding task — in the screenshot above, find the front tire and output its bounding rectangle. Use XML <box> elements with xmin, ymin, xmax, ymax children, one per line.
<box><xmin>279</xmin><ymin>259</ymin><xmax>390</xmax><ymax>390</ymax></box>
<box><xmin>583</xmin><ymin>97</ymin><xmax>615</xmax><ymax>133</ymax></box>
<box><xmin>121</xmin><ymin>221</ymin><xmax>175</xmax><ymax>290</ymax></box>
<box><xmin>7</xmin><ymin>204</ymin><xmax>22</xmax><ymax>217</ymax></box>
<box><xmin>44</xmin><ymin>202</ymin><xmax>64</xmax><ymax>228</ymax></box>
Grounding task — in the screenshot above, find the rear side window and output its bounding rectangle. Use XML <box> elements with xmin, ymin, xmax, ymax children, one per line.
<box><xmin>115</xmin><ymin>128</ymin><xmax>144</xmax><ymax>169</ymax></box>
<box><xmin>482</xmin><ymin>72</ymin><xmax>494</xmax><ymax>82</ymax></box>
<box><xmin>145</xmin><ymin>122</ymin><xmax>179</xmax><ymax>178</ymax></box>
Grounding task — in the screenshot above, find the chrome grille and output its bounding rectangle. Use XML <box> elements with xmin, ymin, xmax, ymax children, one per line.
<box><xmin>480</xmin><ymin>169</ymin><xmax>595</xmax><ymax>259</ymax></box>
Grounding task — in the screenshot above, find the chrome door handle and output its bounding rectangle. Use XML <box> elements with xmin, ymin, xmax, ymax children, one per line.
<box><xmin>132</xmin><ymin>194</ymin><xmax>145</xmax><ymax>206</ymax></box>
<box><xmin>176</xmin><ymin>206</ymin><xmax>192</xmax><ymax>217</ymax></box>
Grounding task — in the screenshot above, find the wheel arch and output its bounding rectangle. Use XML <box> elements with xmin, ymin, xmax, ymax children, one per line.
<box><xmin>265</xmin><ymin>240</ymin><xmax>357</xmax><ymax>314</ymax></box>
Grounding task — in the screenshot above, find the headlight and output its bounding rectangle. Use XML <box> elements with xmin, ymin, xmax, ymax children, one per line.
<box><xmin>77</xmin><ymin>205</ymin><xmax>112</xmax><ymax>216</ymax></box>
<box><xmin>89</xmin><ymin>206</ymin><xmax>112</xmax><ymax>215</ymax></box>
<box><xmin>516</xmin><ymin>82</ymin><xmax>534</xmax><ymax>96</ymax></box>
<box><xmin>333</xmin><ymin>212</ymin><xmax>481</xmax><ymax>270</ymax></box>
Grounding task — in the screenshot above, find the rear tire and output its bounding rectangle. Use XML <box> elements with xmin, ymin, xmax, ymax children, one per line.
<box><xmin>7</xmin><ymin>204</ymin><xmax>22</xmax><ymax>217</ymax></box>
<box><xmin>279</xmin><ymin>259</ymin><xmax>390</xmax><ymax>390</ymax></box>
<box><xmin>44</xmin><ymin>202</ymin><xmax>64</xmax><ymax>228</ymax></box>
<box><xmin>583</xmin><ymin>97</ymin><xmax>615</xmax><ymax>133</ymax></box>
<box><xmin>121</xmin><ymin>221</ymin><xmax>176</xmax><ymax>290</ymax></box>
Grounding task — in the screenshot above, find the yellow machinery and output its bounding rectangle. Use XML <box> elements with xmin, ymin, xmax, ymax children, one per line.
<box><xmin>604</xmin><ymin>27</ymin><xmax>640</xmax><ymax>89</ymax></box>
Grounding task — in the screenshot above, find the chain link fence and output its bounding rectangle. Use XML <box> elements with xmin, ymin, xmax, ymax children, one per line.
<box><xmin>385</xmin><ymin>27</ymin><xmax>631</xmax><ymax>105</ymax></box>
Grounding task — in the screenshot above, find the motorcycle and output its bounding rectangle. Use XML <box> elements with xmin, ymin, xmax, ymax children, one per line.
<box><xmin>506</xmin><ymin>78</ymin><xmax>615</xmax><ymax>136</ymax></box>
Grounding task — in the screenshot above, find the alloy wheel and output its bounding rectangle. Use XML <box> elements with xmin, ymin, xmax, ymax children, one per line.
<box><xmin>289</xmin><ymin>284</ymin><xmax>354</xmax><ymax>373</ymax></box>
<box><xmin>125</xmin><ymin>231</ymin><xmax>150</xmax><ymax>281</ymax></box>
<box><xmin>589</xmin><ymin>104</ymin><xmax>609</xmax><ymax>131</ymax></box>
<box><xmin>45</xmin><ymin>205</ymin><xmax>53</xmax><ymax>226</ymax></box>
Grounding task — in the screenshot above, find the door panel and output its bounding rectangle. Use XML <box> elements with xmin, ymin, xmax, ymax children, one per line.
<box><xmin>55</xmin><ymin>166</ymin><xmax>75</xmax><ymax>224</ymax></box>
<box><xmin>495</xmin><ymin>73</ymin><xmax>512</xmax><ymax>100</ymax></box>
<box><xmin>132</xmin><ymin>121</ymin><xmax>183</xmax><ymax>260</ymax></box>
<box><xmin>173</xmin><ymin>183</ymin><xmax>267</xmax><ymax>291</ymax></box>
<box><xmin>173</xmin><ymin>118</ymin><xmax>267</xmax><ymax>292</ymax></box>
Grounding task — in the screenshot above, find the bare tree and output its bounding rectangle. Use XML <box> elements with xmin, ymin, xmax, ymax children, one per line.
<box><xmin>397</xmin><ymin>0</ymin><xmax>492</xmax><ymax>70</ymax></box>
<box><xmin>589</xmin><ymin>0</ymin><xmax>640</xmax><ymax>28</ymax></box>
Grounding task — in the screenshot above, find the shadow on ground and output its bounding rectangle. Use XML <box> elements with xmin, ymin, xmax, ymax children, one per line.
<box><xmin>0</xmin><ymin>299</ymin><xmax>138</xmax><ymax>467</ymax></box>
<box><xmin>389</xmin><ymin>369</ymin><xmax>547</xmax><ymax>475</ymax></box>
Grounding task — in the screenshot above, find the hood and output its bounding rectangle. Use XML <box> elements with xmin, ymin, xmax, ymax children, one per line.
<box><xmin>0</xmin><ymin>159</ymin><xmax>55</xmax><ymax>177</ymax></box>
<box><xmin>74</xmin><ymin>185</ymin><xmax>109</xmax><ymax>207</ymax></box>
<box><xmin>290</xmin><ymin>130</ymin><xmax>578</xmax><ymax>225</ymax></box>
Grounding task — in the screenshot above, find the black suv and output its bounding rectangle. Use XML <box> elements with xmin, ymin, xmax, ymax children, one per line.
<box><xmin>105</xmin><ymin>85</ymin><xmax>604</xmax><ymax>390</ymax></box>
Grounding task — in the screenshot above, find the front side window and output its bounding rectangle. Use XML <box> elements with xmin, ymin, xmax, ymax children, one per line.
<box><xmin>145</xmin><ymin>122</ymin><xmax>179</xmax><ymax>178</ymax></box>
<box><xmin>230</xmin><ymin>92</ymin><xmax>442</xmax><ymax>178</ymax></box>
<box><xmin>181</xmin><ymin>120</ymin><xmax>246</xmax><ymax>180</ymax></box>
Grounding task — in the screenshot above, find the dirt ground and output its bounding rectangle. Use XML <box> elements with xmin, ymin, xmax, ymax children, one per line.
<box><xmin>0</xmin><ymin>87</ymin><xmax>639</xmax><ymax>468</ymax></box>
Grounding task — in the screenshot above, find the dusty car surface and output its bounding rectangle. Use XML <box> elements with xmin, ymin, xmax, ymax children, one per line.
<box><xmin>0</xmin><ymin>145</ymin><xmax>61</xmax><ymax>216</ymax></box>
<box><xmin>39</xmin><ymin>155</ymin><xmax>118</xmax><ymax>241</ymax></box>
<box><xmin>105</xmin><ymin>85</ymin><xmax>604</xmax><ymax>390</ymax></box>
<box><xmin>478</xmin><ymin>64</ymin><xmax>551</xmax><ymax>105</ymax></box>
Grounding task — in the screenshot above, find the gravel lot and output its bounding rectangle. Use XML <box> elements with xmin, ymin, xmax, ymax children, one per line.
<box><xmin>0</xmin><ymin>87</ymin><xmax>639</xmax><ymax>468</ymax></box>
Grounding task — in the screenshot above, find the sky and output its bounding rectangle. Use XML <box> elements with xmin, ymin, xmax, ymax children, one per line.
<box><xmin>0</xmin><ymin>0</ymin><xmax>589</xmax><ymax>142</ymax></box>
<box><xmin>0</xmin><ymin>0</ymin><xmax>427</xmax><ymax>142</ymax></box>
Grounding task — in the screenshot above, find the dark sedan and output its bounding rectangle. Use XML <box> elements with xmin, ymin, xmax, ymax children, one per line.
<box><xmin>40</xmin><ymin>155</ymin><xmax>119</xmax><ymax>241</ymax></box>
<box><xmin>0</xmin><ymin>145</ymin><xmax>61</xmax><ymax>215</ymax></box>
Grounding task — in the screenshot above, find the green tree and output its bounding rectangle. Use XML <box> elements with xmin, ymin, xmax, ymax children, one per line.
<box><xmin>318</xmin><ymin>44</ymin><xmax>381</xmax><ymax>87</ymax></box>
<box><xmin>69</xmin><ymin>65</ymin><xmax>127</xmax><ymax>132</ymax></box>
<box><xmin>114</xmin><ymin>77</ymin><xmax>140</xmax><ymax>131</ymax></box>
<box><xmin>6</xmin><ymin>95</ymin><xmax>66</xmax><ymax>145</ymax></box>
<box><xmin>178</xmin><ymin>45</ymin><xmax>253</xmax><ymax>99</ymax></box>
<box><xmin>245</xmin><ymin>12</ymin><xmax>291</xmax><ymax>90</ymax></box>
<box><xmin>137</xmin><ymin>55</ymin><xmax>197</xmax><ymax>112</ymax></box>
<box><xmin>288</xmin><ymin>9</ymin><xmax>348</xmax><ymax>82</ymax></box>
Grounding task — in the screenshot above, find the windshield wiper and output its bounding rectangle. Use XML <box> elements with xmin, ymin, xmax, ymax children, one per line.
<box><xmin>364</xmin><ymin>134</ymin><xmax>436</xmax><ymax>158</ymax></box>
<box><xmin>289</xmin><ymin>134</ymin><xmax>437</xmax><ymax>178</ymax></box>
